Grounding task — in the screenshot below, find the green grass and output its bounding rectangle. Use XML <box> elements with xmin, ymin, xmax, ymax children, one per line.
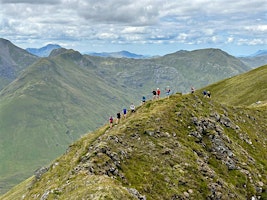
<box><xmin>0</xmin><ymin>51</ymin><xmax>266</xmax><ymax>197</ymax></box>
<box><xmin>1</xmin><ymin>91</ymin><xmax>267</xmax><ymax>199</ymax></box>
<box><xmin>200</xmin><ymin>65</ymin><xmax>267</xmax><ymax>106</ymax></box>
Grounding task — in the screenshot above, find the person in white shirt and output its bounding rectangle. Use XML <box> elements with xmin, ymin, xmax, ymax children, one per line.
<box><xmin>130</xmin><ymin>103</ymin><xmax>135</xmax><ymax>112</ymax></box>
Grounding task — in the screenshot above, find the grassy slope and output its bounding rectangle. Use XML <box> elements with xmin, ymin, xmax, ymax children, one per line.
<box><xmin>1</xmin><ymin>91</ymin><xmax>266</xmax><ymax>200</ymax></box>
<box><xmin>2</xmin><ymin>63</ymin><xmax>265</xmax><ymax>199</ymax></box>
<box><xmin>200</xmin><ymin>65</ymin><xmax>267</xmax><ymax>106</ymax></box>
<box><xmin>0</xmin><ymin>50</ymin><xmax>132</xmax><ymax>194</ymax></box>
<box><xmin>0</xmin><ymin>48</ymin><xmax>258</xmax><ymax>194</ymax></box>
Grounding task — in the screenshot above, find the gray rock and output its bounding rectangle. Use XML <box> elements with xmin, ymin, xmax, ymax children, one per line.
<box><xmin>34</xmin><ymin>166</ymin><xmax>48</xmax><ymax>180</ymax></box>
<box><xmin>127</xmin><ymin>188</ymin><xmax>146</xmax><ymax>200</ymax></box>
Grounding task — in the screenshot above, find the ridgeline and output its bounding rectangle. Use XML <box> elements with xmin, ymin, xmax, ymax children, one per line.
<box><xmin>1</xmin><ymin>64</ymin><xmax>267</xmax><ymax>199</ymax></box>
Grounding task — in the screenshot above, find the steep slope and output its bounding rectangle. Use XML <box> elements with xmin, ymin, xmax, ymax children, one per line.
<box><xmin>0</xmin><ymin>44</ymin><xmax>253</xmax><ymax>194</ymax></box>
<box><xmin>200</xmin><ymin>64</ymin><xmax>267</xmax><ymax>106</ymax></box>
<box><xmin>0</xmin><ymin>49</ymin><xmax>132</xmax><ymax>194</ymax></box>
<box><xmin>1</xmin><ymin>92</ymin><xmax>266</xmax><ymax>200</ymax></box>
<box><xmin>0</xmin><ymin>38</ymin><xmax>38</xmax><ymax>89</ymax></box>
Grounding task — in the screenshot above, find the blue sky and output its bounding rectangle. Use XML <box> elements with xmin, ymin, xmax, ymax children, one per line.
<box><xmin>0</xmin><ymin>0</ymin><xmax>266</xmax><ymax>56</ymax></box>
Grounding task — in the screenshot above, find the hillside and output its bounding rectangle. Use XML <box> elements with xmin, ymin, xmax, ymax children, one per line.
<box><xmin>84</xmin><ymin>48</ymin><xmax>250</xmax><ymax>94</ymax></box>
<box><xmin>1</xmin><ymin>90</ymin><xmax>266</xmax><ymax>199</ymax></box>
<box><xmin>201</xmin><ymin>65</ymin><xmax>267</xmax><ymax>106</ymax></box>
<box><xmin>0</xmin><ymin>40</ymin><xmax>254</xmax><ymax>194</ymax></box>
<box><xmin>0</xmin><ymin>38</ymin><xmax>38</xmax><ymax>89</ymax></box>
<box><xmin>0</xmin><ymin>49</ymin><xmax>132</xmax><ymax>194</ymax></box>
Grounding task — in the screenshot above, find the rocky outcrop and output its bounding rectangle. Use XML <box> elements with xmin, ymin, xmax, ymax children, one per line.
<box><xmin>190</xmin><ymin>114</ymin><xmax>237</xmax><ymax>169</ymax></box>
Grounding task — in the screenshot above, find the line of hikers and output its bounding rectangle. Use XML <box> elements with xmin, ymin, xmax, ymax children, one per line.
<box><xmin>109</xmin><ymin>86</ymin><xmax>211</xmax><ymax>128</ymax></box>
<box><xmin>109</xmin><ymin>103</ymin><xmax>135</xmax><ymax>129</ymax></box>
<box><xmin>109</xmin><ymin>87</ymin><xmax>171</xmax><ymax>128</ymax></box>
<box><xmin>191</xmin><ymin>86</ymin><xmax>211</xmax><ymax>98</ymax></box>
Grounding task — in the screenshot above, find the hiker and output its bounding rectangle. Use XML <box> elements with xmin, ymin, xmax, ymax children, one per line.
<box><xmin>207</xmin><ymin>91</ymin><xmax>211</xmax><ymax>98</ymax></box>
<box><xmin>156</xmin><ymin>88</ymin><xmax>161</xmax><ymax>99</ymax></box>
<box><xmin>166</xmin><ymin>87</ymin><xmax>171</xmax><ymax>98</ymax></box>
<box><xmin>191</xmin><ymin>86</ymin><xmax>195</xmax><ymax>94</ymax></box>
<box><xmin>130</xmin><ymin>103</ymin><xmax>135</xmax><ymax>112</ymax></box>
<box><xmin>109</xmin><ymin>116</ymin><xmax>113</xmax><ymax>128</ymax></box>
<box><xmin>116</xmin><ymin>112</ymin><xmax>121</xmax><ymax>124</ymax></box>
<box><xmin>152</xmin><ymin>89</ymin><xmax>157</xmax><ymax>100</ymax></box>
<box><xmin>203</xmin><ymin>90</ymin><xmax>207</xmax><ymax>97</ymax></box>
<box><xmin>141</xmin><ymin>96</ymin><xmax>146</xmax><ymax>105</ymax></box>
<box><xmin>122</xmin><ymin>108</ymin><xmax>127</xmax><ymax>119</ymax></box>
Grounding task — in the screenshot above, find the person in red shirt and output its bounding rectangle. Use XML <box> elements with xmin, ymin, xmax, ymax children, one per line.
<box><xmin>109</xmin><ymin>116</ymin><xmax>113</xmax><ymax>128</ymax></box>
<box><xmin>156</xmin><ymin>88</ymin><xmax>161</xmax><ymax>99</ymax></box>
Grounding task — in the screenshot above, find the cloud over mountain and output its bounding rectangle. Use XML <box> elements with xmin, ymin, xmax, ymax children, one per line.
<box><xmin>0</xmin><ymin>0</ymin><xmax>266</xmax><ymax>56</ymax></box>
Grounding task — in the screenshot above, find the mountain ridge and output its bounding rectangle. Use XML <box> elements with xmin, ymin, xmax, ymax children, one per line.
<box><xmin>85</xmin><ymin>50</ymin><xmax>148</xmax><ymax>59</ymax></box>
<box><xmin>1</xmin><ymin>84</ymin><xmax>266</xmax><ymax>199</ymax></box>
<box><xmin>0</xmin><ymin>38</ymin><xmax>263</xmax><ymax>195</ymax></box>
<box><xmin>0</xmin><ymin>38</ymin><xmax>38</xmax><ymax>89</ymax></box>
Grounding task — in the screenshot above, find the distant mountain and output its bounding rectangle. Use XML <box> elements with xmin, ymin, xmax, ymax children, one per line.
<box><xmin>0</xmin><ymin>43</ymin><xmax>252</xmax><ymax>194</ymax></box>
<box><xmin>0</xmin><ymin>38</ymin><xmax>39</xmax><ymax>90</ymax></box>
<box><xmin>26</xmin><ymin>44</ymin><xmax>62</xmax><ymax>57</ymax></box>
<box><xmin>85</xmin><ymin>50</ymin><xmax>147</xmax><ymax>59</ymax></box>
<box><xmin>151</xmin><ymin>48</ymin><xmax>250</xmax><ymax>91</ymax></box>
<box><xmin>2</xmin><ymin>66</ymin><xmax>267</xmax><ymax>200</ymax></box>
<box><xmin>237</xmin><ymin>49</ymin><xmax>267</xmax><ymax>69</ymax></box>
<box><xmin>249</xmin><ymin>49</ymin><xmax>267</xmax><ymax>57</ymax></box>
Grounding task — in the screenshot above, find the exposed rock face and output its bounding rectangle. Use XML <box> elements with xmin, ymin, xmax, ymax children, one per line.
<box><xmin>34</xmin><ymin>167</ymin><xmax>49</xmax><ymax>180</ymax></box>
<box><xmin>190</xmin><ymin>116</ymin><xmax>237</xmax><ymax>170</ymax></box>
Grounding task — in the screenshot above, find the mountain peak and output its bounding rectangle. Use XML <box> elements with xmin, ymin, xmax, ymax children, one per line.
<box><xmin>26</xmin><ymin>44</ymin><xmax>62</xmax><ymax>57</ymax></box>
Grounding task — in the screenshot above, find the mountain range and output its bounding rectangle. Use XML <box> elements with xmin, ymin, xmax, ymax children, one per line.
<box><xmin>238</xmin><ymin>52</ymin><xmax>267</xmax><ymax>69</ymax></box>
<box><xmin>24</xmin><ymin>41</ymin><xmax>267</xmax><ymax>69</ymax></box>
<box><xmin>24</xmin><ymin>42</ymin><xmax>267</xmax><ymax>69</ymax></box>
<box><xmin>85</xmin><ymin>50</ymin><xmax>148</xmax><ymax>59</ymax></box>
<box><xmin>0</xmin><ymin>38</ymin><xmax>266</xmax><ymax>195</ymax></box>
<box><xmin>1</xmin><ymin>64</ymin><xmax>266</xmax><ymax>200</ymax></box>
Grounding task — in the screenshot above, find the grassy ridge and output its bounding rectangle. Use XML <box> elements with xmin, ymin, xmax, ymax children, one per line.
<box><xmin>200</xmin><ymin>65</ymin><xmax>267</xmax><ymax>106</ymax></box>
<box><xmin>0</xmin><ymin>47</ymin><xmax>259</xmax><ymax>194</ymax></box>
<box><xmin>1</xmin><ymin>91</ymin><xmax>266</xmax><ymax>199</ymax></box>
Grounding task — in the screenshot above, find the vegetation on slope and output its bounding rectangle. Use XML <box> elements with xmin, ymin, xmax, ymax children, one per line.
<box><xmin>0</xmin><ymin>43</ymin><xmax>261</xmax><ymax>195</ymax></box>
<box><xmin>0</xmin><ymin>38</ymin><xmax>38</xmax><ymax>89</ymax></box>
<box><xmin>201</xmin><ymin>65</ymin><xmax>267</xmax><ymax>106</ymax></box>
<box><xmin>2</xmin><ymin>91</ymin><xmax>266</xmax><ymax>199</ymax></box>
<box><xmin>0</xmin><ymin>49</ymin><xmax>131</xmax><ymax>194</ymax></box>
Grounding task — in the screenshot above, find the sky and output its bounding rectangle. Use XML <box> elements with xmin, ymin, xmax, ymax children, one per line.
<box><xmin>0</xmin><ymin>0</ymin><xmax>266</xmax><ymax>56</ymax></box>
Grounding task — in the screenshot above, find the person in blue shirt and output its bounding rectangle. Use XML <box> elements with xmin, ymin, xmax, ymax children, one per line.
<box><xmin>122</xmin><ymin>108</ymin><xmax>127</xmax><ymax>119</ymax></box>
<box><xmin>142</xmin><ymin>96</ymin><xmax>146</xmax><ymax>105</ymax></box>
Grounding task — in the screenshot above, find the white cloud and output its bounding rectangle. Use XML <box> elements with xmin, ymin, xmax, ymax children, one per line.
<box><xmin>121</xmin><ymin>27</ymin><xmax>146</xmax><ymax>34</ymax></box>
<box><xmin>0</xmin><ymin>0</ymin><xmax>266</xmax><ymax>56</ymax></box>
<box><xmin>245</xmin><ymin>25</ymin><xmax>267</xmax><ymax>32</ymax></box>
